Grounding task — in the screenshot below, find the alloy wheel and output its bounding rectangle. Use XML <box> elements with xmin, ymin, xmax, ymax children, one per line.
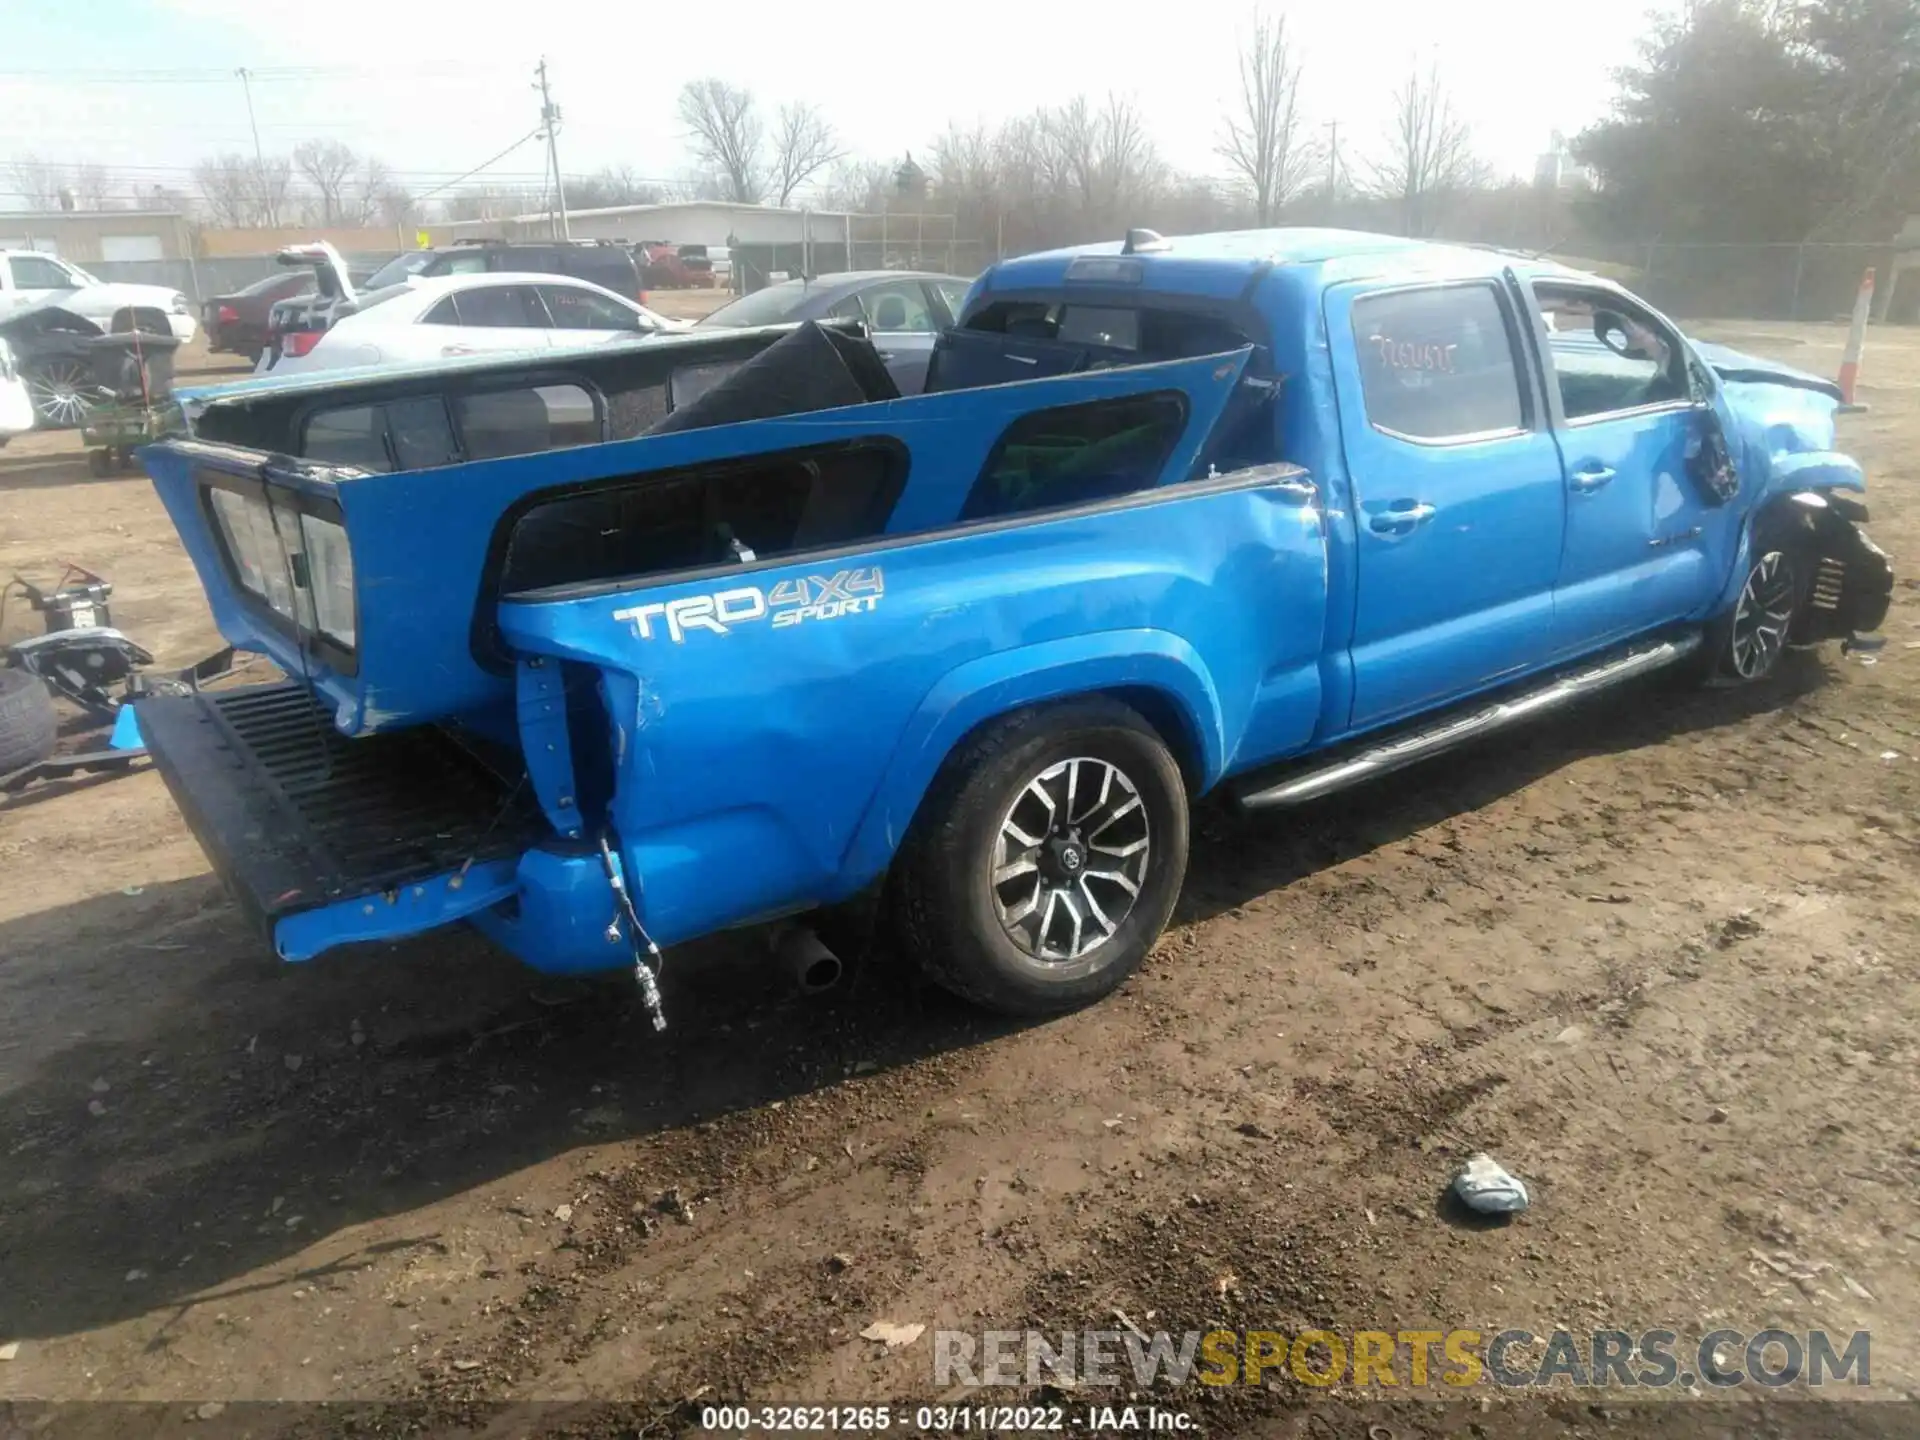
<box><xmin>26</xmin><ymin>360</ymin><xmax>94</xmax><ymax>428</ymax></box>
<box><xmin>990</xmin><ymin>756</ymin><xmax>1152</xmax><ymax>962</ymax></box>
<box><xmin>1729</xmin><ymin>550</ymin><xmax>1796</xmax><ymax>680</ymax></box>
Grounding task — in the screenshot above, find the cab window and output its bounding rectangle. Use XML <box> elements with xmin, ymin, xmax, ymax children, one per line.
<box><xmin>1533</xmin><ymin>285</ymin><xmax>1687</xmax><ymax>420</ymax></box>
<box><xmin>1351</xmin><ymin>284</ymin><xmax>1526</xmax><ymax>442</ymax></box>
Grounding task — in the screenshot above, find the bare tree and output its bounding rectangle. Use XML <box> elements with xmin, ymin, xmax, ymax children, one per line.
<box><xmin>193</xmin><ymin>152</ymin><xmax>295</xmax><ymax>227</ymax></box>
<box><xmin>293</xmin><ymin>139</ymin><xmax>359</xmax><ymax>225</ymax></box>
<box><xmin>814</xmin><ymin>157</ymin><xmax>892</xmax><ymax>213</ymax></box>
<box><xmin>193</xmin><ymin>154</ymin><xmax>255</xmax><ymax>227</ymax></box>
<box><xmin>354</xmin><ymin>157</ymin><xmax>418</xmax><ymax>228</ymax></box>
<box><xmin>1217</xmin><ymin>12</ymin><xmax>1313</xmax><ymax>224</ymax></box>
<box><xmin>6</xmin><ymin>154</ymin><xmax>66</xmax><ymax>209</ymax></box>
<box><xmin>6</xmin><ymin>156</ymin><xmax>120</xmax><ymax>210</ymax></box>
<box><xmin>1363</xmin><ymin>63</ymin><xmax>1484</xmax><ymax>236</ymax></box>
<box><xmin>770</xmin><ymin>101</ymin><xmax>841</xmax><ymax>207</ymax></box>
<box><xmin>247</xmin><ymin>154</ymin><xmax>295</xmax><ymax>229</ymax></box>
<box><xmin>1040</xmin><ymin>94</ymin><xmax>1165</xmax><ymax>232</ymax></box>
<box><xmin>678</xmin><ymin>78</ymin><xmax>764</xmax><ymax>203</ymax></box>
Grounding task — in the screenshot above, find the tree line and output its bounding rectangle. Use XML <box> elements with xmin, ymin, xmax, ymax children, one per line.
<box><xmin>8</xmin><ymin>1</ymin><xmax>1916</xmax><ymax>255</ymax></box>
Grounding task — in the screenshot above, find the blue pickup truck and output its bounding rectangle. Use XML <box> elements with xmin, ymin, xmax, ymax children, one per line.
<box><xmin>134</xmin><ymin>227</ymin><xmax>1892</xmax><ymax>1026</ymax></box>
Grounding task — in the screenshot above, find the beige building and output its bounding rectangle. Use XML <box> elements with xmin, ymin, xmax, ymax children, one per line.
<box><xmin>0</xmin><ymin>209</ymin><xmax>197</xmax><ymax>263</ymax></box>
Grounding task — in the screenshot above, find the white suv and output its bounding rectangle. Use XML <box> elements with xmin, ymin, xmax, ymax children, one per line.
<box><xmin>0</xmin><ymin>250</ymin><xmax>197</xmax><ymax>343</ymax></box>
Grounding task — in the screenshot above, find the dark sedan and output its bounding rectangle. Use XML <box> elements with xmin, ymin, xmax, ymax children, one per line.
<box><xmin>697</xmin><ymin>270</ymin><xmax>971</xmax><ymax>393</ymax></box>
<box><xmin>203</xmin><ymin>270</ymin><xmax>317</xmax><ymax>363</ymax></box>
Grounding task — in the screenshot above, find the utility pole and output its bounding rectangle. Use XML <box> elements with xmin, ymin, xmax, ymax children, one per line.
<box><xmin>234</xmin><ymin>66</ymin><xmax>276</xmax><ymax>226</ymax></box>
<box><xmin>1324</xmin><ymin>120</ymin><xmax>1342</xmax><ymax>201</ymax></box>
<box><xmin>535</xmin><ymin>58</ymin><xmax>570</xmax><ymax>240</ymax></box>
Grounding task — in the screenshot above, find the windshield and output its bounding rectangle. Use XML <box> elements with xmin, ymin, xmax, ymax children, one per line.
<box><xmin>697</xmin><ymin>282</ymin><xmax>811</xmax><ymax>329</ymax></box>
<box><xmin>361</xmin><ymin>252</ymin><xmax>439</xmax><ymax>291</ymax></box>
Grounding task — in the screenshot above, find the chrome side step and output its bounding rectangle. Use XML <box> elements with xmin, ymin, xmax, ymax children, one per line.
<box><xmin>1232</xmin><ymin>632</ymin><xmax>1703</xmax><ymax>811</ymax></box>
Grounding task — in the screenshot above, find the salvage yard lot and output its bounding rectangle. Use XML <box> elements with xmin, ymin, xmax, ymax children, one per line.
<box><xmin>2</xmin><ymin>317</ymin><xmax>1919</xmax><ymax>1432</ymax></box>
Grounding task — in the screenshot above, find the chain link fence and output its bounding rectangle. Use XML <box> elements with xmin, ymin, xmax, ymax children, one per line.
<box><xmin>1538</xmin><ymin>241</ymin><xmax>1914</xmax><ymax>324</ymax></box>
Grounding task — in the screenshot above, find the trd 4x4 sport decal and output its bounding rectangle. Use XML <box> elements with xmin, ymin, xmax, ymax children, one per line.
<box><xmin>614</xmin><ymin>568</ymin><xmax>884</xmax><ymax>644</ymax></box>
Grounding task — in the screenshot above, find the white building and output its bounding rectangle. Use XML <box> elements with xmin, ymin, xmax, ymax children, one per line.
<box><xmin>436</xmin><ymin>200</ymin><xmax>861</xmax><ymax>248</ymax></box>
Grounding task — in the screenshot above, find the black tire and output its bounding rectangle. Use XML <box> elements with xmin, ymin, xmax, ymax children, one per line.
<box><xmin>1701</xmin><ymin>509</ymin><xmax>1815</xmax><ymax>685</ymax></box>
<box><xmin>0</xmin><ymin>667</ymin><xmax>59</xmax><ymax>776</ymax></box>
<box><xmin>892</xmin><ymin>698</ymin><xmax>1189</xmax><ymax>1017</ymax></box>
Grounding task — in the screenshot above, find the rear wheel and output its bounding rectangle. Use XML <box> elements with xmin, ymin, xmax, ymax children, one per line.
<box><xmin>26</xmin><ymin>359</ymin><xmax>94</xmax><ymax>429</ymax></box>
<box><xmin>892</xmin><ymin>699</ymin><xmax>1188</xmax><ymax>1017</ymax></box>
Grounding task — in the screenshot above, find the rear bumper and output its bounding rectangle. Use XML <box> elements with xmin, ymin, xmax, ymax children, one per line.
<box><xmin>136</xmin><ymin>681</ymin><xmax>553</xmax><ymax>956</ymax></box>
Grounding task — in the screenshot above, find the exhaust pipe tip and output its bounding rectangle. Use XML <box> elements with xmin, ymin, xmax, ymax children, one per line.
<box><xmin>771</xmin><ymin>925</ymin><xmax>845</xmax><ymax>995</ymax></box>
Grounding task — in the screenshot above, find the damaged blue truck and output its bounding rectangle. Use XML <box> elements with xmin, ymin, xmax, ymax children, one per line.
<box><xmin>134</xmin><ymin>228</ymin><xmax>1893</xmax><ymax>1026</ymax></box>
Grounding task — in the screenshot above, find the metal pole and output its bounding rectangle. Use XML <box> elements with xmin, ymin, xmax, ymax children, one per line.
<box><xmin>1789</xmin><ymin>243</ymin><xmax>1806</xmax><ymax>322</ymax></box>
<box><xmin>844</xmin><ymin>211</ymin><xmax>853</xmax><ymax>272</ymax></box>
<box><xmin>234</xmin><ymin>67</ymin><xmax>275</xmax><ymax>227</ymax></box>
<box><xmin>536</xmin><ymin>58</ymin><xmax>570</xmax><ymax>240</ymax></box>
<box><xmin>178</xmin><ymin>214</ymin><xmax>202</xmax><ymax>306</ymax></box>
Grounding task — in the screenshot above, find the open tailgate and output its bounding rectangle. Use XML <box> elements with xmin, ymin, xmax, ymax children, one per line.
<box><xmin>135</xmin><ymin>681</ymin><xmax>548</xmax><ymax>959</ymax></box>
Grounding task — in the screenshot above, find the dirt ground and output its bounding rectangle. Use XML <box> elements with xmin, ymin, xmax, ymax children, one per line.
<box><xmin>3</xmin><ymin>314</ymin><xmax>1920</xmax><ymax>1438</ymax></box>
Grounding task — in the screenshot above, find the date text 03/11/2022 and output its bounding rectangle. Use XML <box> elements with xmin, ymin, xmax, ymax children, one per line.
<box><xmin>697</xmin><ymin>1403</ymin><xmax>1195</xmax><ymax>1432</ymax></box>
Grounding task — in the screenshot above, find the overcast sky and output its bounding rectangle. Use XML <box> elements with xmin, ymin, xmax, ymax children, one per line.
<box><xmin>1</xmin><ymin>0</ymin><xmax>1669</xmax><ymax>212</ymax></box>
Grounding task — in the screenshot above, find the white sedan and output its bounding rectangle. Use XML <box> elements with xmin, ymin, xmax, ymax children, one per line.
<box><xmin>263</xmin><ymin>272</ymin><xmax>689</xmax><ymax>376</ymax></box>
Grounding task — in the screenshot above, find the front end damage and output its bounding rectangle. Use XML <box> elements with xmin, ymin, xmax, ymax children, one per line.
<box><xmin>1706</xmin><ymin>345</ymin><xmax>1894</xmax><ymax>653</ymax></box>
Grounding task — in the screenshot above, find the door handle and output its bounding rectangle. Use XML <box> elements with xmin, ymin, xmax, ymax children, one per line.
<box><xmin>441</xmin><ymin>344</ymin><xmax>476</xmax><ymax>357</ymax></box>
<box><xmin>1370</xmin><ymin>502</ymin><xmax>1436</xmax><ymax>534</ymax></box>
<box><xmin>1570</xmin><ymin>466</ymin><xmax>1616</xmax><ymax>492</ymax></box>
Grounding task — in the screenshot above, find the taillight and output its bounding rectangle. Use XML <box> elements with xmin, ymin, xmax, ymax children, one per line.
<box><xmin>282</xmin><ymin>331</ymin><xmax>323</xmax><ymax>358</ymax></box>
<box><xmin>217</xmin><ymin>304</ymin><xmax>239</xmax><ymax>324</ymax></box>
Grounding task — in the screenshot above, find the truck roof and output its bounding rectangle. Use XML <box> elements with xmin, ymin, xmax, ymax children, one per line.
<box><xmin>978</xmin><ymin>227</ymin><xmax>1586</xmax><ymax>299</ymax></box>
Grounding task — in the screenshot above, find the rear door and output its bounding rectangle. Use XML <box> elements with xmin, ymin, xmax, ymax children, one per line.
<box><xmin>1326</xmin><ymin>277</ymin><xmax>1566</xmax><ymax>731</ymax></box>
<box><xmin>417</xmin><ymin>283</ymin><xmax>554</xmax><ymax>358</ymax></box>
<box><xmin>532</xmin><ymin>282</ymin><xmax>656</xmax><ymax>347</ymax></box>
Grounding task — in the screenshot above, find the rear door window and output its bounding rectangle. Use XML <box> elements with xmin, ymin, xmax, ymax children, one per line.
<box><xmin>449</xmin><ymin>285</ymin><xmax>546</xmax><ymax>328</ymax></box>
<box><xmin>300</xmin><ymin>396</ymin><xmax>460</xmax><ymax>472</ymax></box>
<box><xmin>962</xmin><ymin>392</ymin><xmax>1189</xmax><ymax>520</ymax></box>
<box><xmin>538</xmin><ymin>284</ymin><xmax>645</xmax><ymax>331</ymax></box>
<box><xmin>501</xmin><ymin>442</ymin><xmax>906</xmax><ymax>596</ymax></box>
<box><xmin>453</xmin><ymin>383</ymin><xmax>601</xmax><ymax>459</ymax></box>
<box><xmin>860</xmin><ymin>280</ymin><xmax>938</xmax><ymax>333</ymax></box>
<box><xmin>303</xmin><ymin>404</ymin><xmax>389</xmax><ymax>470</ymax></box>
<box><xmin>1351</xmin><ymin>284</ymin><xmax>1527</xmax><ymax>442</ymax></box>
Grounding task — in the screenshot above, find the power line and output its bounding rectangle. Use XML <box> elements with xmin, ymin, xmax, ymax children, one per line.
<box><xmin>0</xmin><ymin>64</ymin><xmax>525</xmax><ymax>84</ymax></box>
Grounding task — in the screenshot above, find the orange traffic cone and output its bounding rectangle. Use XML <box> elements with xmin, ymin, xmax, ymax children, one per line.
<box><xmin>1837</xmin><ymin>267</ymin><xmax>1874</xmax><ymax>412</ymax></box>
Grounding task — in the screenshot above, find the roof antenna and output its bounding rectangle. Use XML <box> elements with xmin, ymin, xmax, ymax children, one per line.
<box><xmin>1122</xmin><ymin>228</ymin><xmax>1170</xmax><ymax>255</ymax></box>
